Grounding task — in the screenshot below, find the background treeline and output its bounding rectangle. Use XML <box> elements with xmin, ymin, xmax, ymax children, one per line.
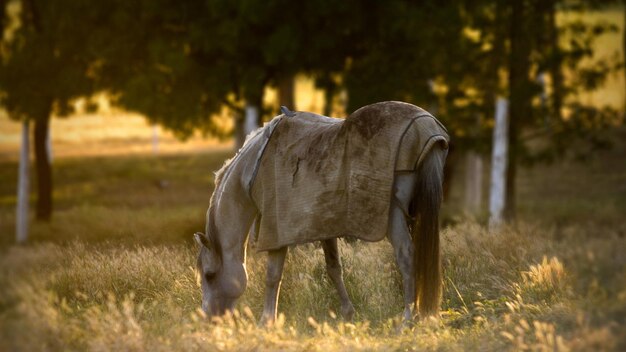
<box><xmin>1</xmin><ymin>0</ymin><xmax>624</xmax><ymax>221</ymax></box>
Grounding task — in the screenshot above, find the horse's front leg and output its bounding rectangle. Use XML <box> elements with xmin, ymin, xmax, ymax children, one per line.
<box><xmin>322</xmin><ymin>238</ymin><xmax>355</xmax><ymax>320</ymax></box>
<box><xmin>260</xmin><ymin>246</ymin><xmax>288</xmax><ymax>325</ymax></box>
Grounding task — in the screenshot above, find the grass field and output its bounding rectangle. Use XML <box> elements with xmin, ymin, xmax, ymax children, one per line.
<box><xmin>0</xmin><ymin>124</ymin><xmax>625</xmax><ymax>351</ymax></box>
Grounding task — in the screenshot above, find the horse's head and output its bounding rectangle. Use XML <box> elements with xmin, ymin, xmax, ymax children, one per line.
<box><xmin>194</xmin><ymin>232</ymin><xmax>247</xmax><ymax>318</ymax></box>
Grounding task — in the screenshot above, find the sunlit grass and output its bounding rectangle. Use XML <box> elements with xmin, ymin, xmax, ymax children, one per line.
<box><xmin>0</xmin><ymin>220</ymin><xmax>624</xmax><ymax>351</ymax></box>
<box><xmin>0</xmin><ymin>126</ymin><xmax>624</xmax><ymax>350</ymax></box>
<box><xmin>0</xmin><ymin>109</ymin><xmax>231</xmax><ymax>161</ymax></box>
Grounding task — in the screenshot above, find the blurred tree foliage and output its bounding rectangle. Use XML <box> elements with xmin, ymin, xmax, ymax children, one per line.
<box><xmin>0</xmin><ymin>0</ymin><xmax>115</xmax><ymax>220</ymax></box>
<box><xmin>339</xmin><ymin>0</ymin><xmax>623</xmax><ymax>219</ymax></box>
<box><xmin>97</xmin><ymin>0</ymin><xmax>372</xmax><ymax>140</ymax></box>
<box><xmin>96</xmin><ymin>0</ymin><xmax>625</xmax><ymax>219</ymax></box>
<box><xmin>94</xmin><ymin>1</ymin><xmax>229</xmax><ymax>138</ymax></box>
<box><xmin>1</xmin><ymin>0</ymin><xmax>622</xmax><ymax>221</ymax></box>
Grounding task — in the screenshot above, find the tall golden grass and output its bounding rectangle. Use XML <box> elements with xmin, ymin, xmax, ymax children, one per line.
<box><xmin>0</xmin><ymin>127</ymin><xmax>625</xmax><ymax>350</ymax></box>
<box><xmin>0</xmin><ymin>219</ymin><xmax>624</xmax><ymax>350</ymax></box>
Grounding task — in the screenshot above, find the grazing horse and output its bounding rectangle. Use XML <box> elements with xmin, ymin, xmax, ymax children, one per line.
<box><xmin>195</xmin><ymin>101</ymin><xmax>448</xmax><ymax>324</ymax></box>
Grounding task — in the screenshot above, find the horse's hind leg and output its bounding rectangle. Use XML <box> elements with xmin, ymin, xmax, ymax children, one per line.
<box><xmin>388</xmin><ymin>172</ymin><xmax>418</xmax><ymax>322</ymax></box>
<box><xmin>260</xmin><ymin>246</ymin><xmax>288</xmax><ymax>325</ymax></box>
<box><xmin>322</xmin><ymin>238</ymin><xmax>355</xmax><ymax>320</ymax></box>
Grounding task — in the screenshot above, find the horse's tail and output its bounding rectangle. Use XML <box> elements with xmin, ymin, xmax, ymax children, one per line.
<box><xmin>412</xmin><ymin>144</ymin><xmax>446</xmax><ymax>318</ymax></box>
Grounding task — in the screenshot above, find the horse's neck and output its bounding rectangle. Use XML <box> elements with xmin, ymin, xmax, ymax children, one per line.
<box><xmin>212</xmin><ymin>132</ymin><xmax>265</xmax><ymax>262</ymax></box>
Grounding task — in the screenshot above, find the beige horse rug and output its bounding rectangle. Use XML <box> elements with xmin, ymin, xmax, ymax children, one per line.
<box><xmin>250</xmin><ymin>101</ymin><xmax>449</xmax><ymax>251</ymax></box>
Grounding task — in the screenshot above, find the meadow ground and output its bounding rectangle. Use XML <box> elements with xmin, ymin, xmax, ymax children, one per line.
<box><xmin>0</xmin><ymin>127</ymin><xmax>625</xmax><ymax>351</ymax></box>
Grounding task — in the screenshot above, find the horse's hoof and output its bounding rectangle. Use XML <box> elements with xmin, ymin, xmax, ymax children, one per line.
<box><xmin>394</xmin><ymin>316</ymin><xmax>415</xmax><ymax>334</ymax></box>
<box><xmin>258</xmin><ymin>316</ymin><xmax>274</xmax><ymax>328</ymax></box>
<box><xmin>341</xmin><ymin>303</ymin><xmax>355</xmax><ymax>321</ymax></box>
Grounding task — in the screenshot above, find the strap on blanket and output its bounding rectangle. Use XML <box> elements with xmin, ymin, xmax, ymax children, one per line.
<box><xmin>247</xmin><ymin>117</ymin><xmax>285</xmax><ymax>198</ymax></box>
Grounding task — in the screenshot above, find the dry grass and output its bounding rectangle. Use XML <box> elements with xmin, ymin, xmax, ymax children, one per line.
<box><xmin>1</xmin><ymin>105</ymin><xmax>625</xmax><ymax>350</ymax></box>
<box><xmin>0</xmin><ymin>221</ymin><xmax>624</xmax><ymax>351</ymax></box>
<box><xmin>0</xmin><ymin>127</ymin><xmax>625</xmax><ymax>350</ymax></box>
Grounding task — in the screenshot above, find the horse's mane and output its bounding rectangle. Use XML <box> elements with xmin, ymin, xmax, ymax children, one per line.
<box><xmin>205</xmin><ymin>122</ymin><xmax>271</xmax><ymax>254</ymax></box>
<box><xmin>213</xmin><ymin>124</ymin><xmax>267</xmax><ymax>187</ymax></box>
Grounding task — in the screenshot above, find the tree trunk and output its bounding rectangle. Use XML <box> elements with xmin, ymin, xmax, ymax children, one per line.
<box><xmin>34</xmin><ymin>111</ymin><xmax>52</xmax><ymax>221</ymax></box>
<box><xmin>324</xmin><ymin>77</ymin><xmax>337</xmax><ymax>117</ymax></box>
<box><xmin>244</xmin><ymin>104</ymin><xmax>259</xmax><ymax>136</ymax></box>
<box><xmin>464</xmin><ymin>151</ymin><xmax>483</xmax><ymax>214</ymax></box>
<box><xmin>489</xmin><ymin>98</ymin><xmax>509</xmax><ymax>230</ymax></box>
<box><xmin>548</xmin><ymin>1</ymin><xmax>563</xmax><ymax>121</ymax></box>
<box><xmin>505</xmin><ymin>0</ymin><xmax>532</xmax><ymax>222</ymax></box>
<box><xmin>238</xmin><ymin>88</ymin><xmax>264</xmax><ymax>149</ymax></box>
<box><xmin>623</xmin><ymin>4</ymin><xmax>626</xmax><ymax>113</ymax></box>
<box><xmin>234</xmin><ymin>111</ymin><xmax>246</xmax><ymax>150</ymax></box>
<box><xmin>16</xmin><ymin>120</ymin><xmax>30</xmax><ymax>243</ymax></box>
<box><xmin>278</xmin><ymin>74</ymin><xmax>295</xmax><ymax>110</ymax></box>
<box><xmin>464</xmin><ymin>110</ymin><xmax>485</xmax><ymax>214</ymax></box>
<box><xmin>0</xmin><ymin>0</ymin><xmax>8</xmax><ymax>43</ymax></box>
<box><xmin>234</xmin><ymin>87</ymin><xmax>265</xmax><ymax>150</ymax></box>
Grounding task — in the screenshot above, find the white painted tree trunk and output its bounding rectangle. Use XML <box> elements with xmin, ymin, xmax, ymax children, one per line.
<box><xmin>489</xmin><ymin>98</ymin><xmax>509</xmax><ymax>230</ymax></box>
<box><xmin>152</xmin><ymin>124</ymin><xmax>159</xmax><ymax>155</ymax></box>
<box><xmin>234</xmin><ymin>111</ymin><xmax>246</xmax><ymax>150</ymax></box>
<box><xmin>244</xmin><ymin>104</ymin><xmax>260</xmax><ymax>137</ymax></box>
<box><xmin>16</xmin><ymin>120</ymin><xmax>30</xmax><ymax>244</ymax></box>
<box><xmin>464</xmin><ymin>151</ymin><xmax>483</xmax><ymax>213</ymax></box>
<box><xmin>46</xmin><ymin>124</ymin><xmax>53</xmax><ymax>164</ymax></box>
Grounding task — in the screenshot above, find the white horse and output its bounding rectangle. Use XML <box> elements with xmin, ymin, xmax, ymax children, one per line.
<box><xmin>195</xmin><ymin>102</ymin><xmax>448</xmax><ymax>324</ymax></box>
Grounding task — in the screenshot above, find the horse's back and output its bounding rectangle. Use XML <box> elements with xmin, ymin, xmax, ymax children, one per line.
<box><xmin>250</xmin><ymin>101</ymin><xmax>449</xmax><ymax>251</ymax></box>
<box><xmin>347</xmin><ymin>101</ymin><xmax>448</xmax><ymax>171</ymax></box>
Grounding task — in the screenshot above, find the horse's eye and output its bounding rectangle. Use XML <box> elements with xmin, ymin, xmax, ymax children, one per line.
<box><xmin>205</xmin><ymin>272</ymin><xmax>216</xmax><ymax>282</ymax></box>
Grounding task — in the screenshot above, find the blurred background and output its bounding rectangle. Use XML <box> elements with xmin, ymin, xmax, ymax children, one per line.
<box><xmin>1</xmin><ymin>0</ymin><xmax>624</xmax><ymax>232</ymax></box>
<box><xmin>1</xmin><ymin>1</ymin><xmax>626</xmax><ymax>350</ymax></box>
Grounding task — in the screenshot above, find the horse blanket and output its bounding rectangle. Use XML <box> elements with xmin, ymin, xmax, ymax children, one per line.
<box><xmin>250</xmin><ymin>101</ymin><xmax>449</xmax><ymax>251</ymax></box>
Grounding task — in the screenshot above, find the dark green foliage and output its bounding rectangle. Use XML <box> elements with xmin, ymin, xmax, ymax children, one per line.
<box><xmin>0</xmin><ymin>0</ymin><xmax>121</xmax><ymax>219</ymax></box>
<box><xmin>1</xmin><ymin>0</ymin><xmax>623</xmax><ymax>220</ymax></box>
<box><xmin>0</xmin><ymin>0</ymin><xmax>116</xmax><ymax>119</ymax></box>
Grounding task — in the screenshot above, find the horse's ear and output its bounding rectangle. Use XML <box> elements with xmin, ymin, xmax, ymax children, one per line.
<box><xmin>194</xmin><ymin>232</ymin><xmax>211</xmax><ymax>249</ymax></box>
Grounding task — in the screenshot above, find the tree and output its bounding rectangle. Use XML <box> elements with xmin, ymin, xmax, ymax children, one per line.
<box><xmin>343</xmin><ymin>0</ymin><xmax>622</xmax><ymax>220</ymax></box>
<box><xmin>501</xmin><ymin>0</ymin><xmax>621</xmax><ymax>220</ymax></box>
<box><xmin>342</xmin><ymin>0</ymin><xmax>496</xmax><ymax>200</ymax></box>
<box><xmin>186</xmin><ymin>0</ymin><xmax>371</xmax><ymax>140</ymax></box>
<box><xmin>106</xmin><ymin>0</ymin><xmax>622</xmax><ymax>221</ymax></box>
<box><xmin>97</xmin><ymin>1</ymin><xmax>365</xmax><ymax>148</ymax></box>
<box><xmin>15</xmin><ymin>119</ymin><xmax>30</xmax><ymax>243</ymax></box>
<box><xmin>0</xmin><ymin>0</ymin><xmax>113</xmax><ymax>221</ymax></box>
<box><xmin>98</xmin><ymin>1</ymin><xmax>229</xmax><ymax>139</ymax></box>
<box><xmin>4</xmin><ymin>0</ymin><xmax>618</xmax><ymax>224</ymax></box>
<box><xmin>97</xmin><ymin>0</ymin><xmax>295</xmax><ymax>147</ymax></box>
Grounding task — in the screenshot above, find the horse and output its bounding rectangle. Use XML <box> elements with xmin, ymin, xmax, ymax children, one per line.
<box><xmin>195</xmin><ymin>101</ymin><xmax>448</xmax><ymax>324</ymax></box>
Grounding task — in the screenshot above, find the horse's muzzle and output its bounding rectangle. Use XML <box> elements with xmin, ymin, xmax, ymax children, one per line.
<box><xmin>203</xmin><ymin>296</ymin><xmax>236</xmax><ymax>319</ymax></box>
